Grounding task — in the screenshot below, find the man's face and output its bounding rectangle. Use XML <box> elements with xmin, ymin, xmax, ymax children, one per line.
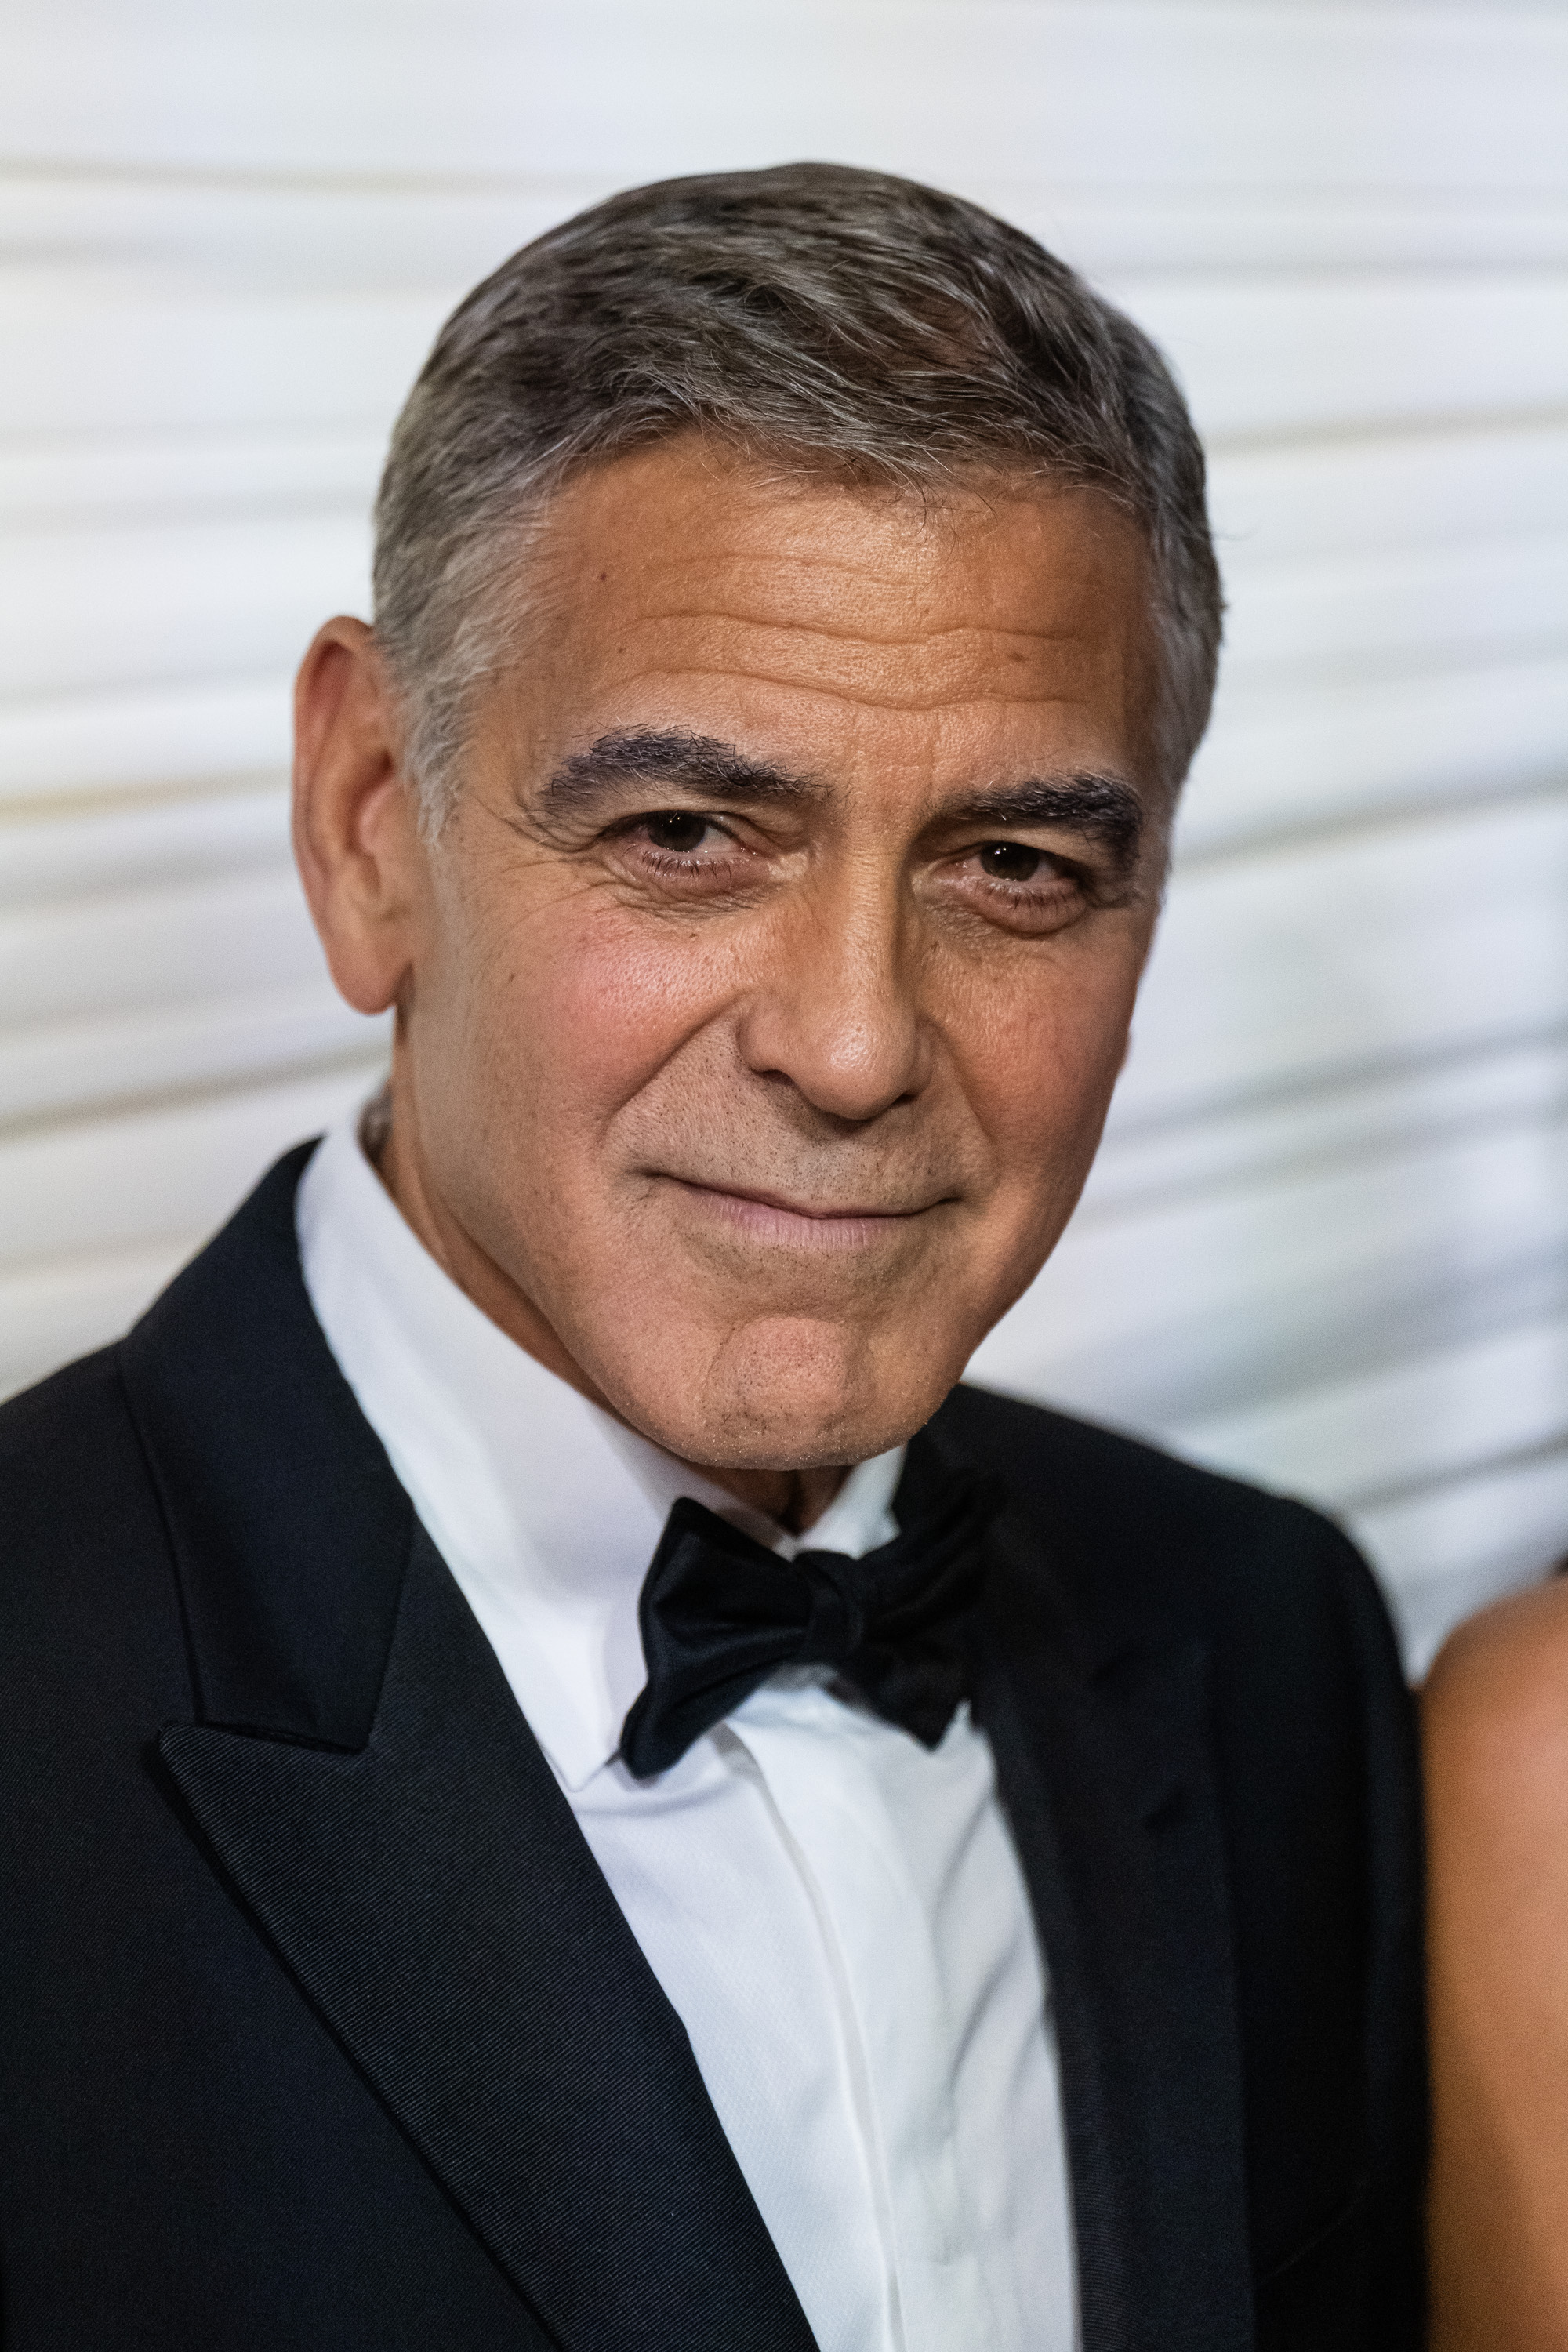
<box><xmin>385</xmin><ymin>444</ymin><xmax>1166</xmax><ymax>1470</ymax></box>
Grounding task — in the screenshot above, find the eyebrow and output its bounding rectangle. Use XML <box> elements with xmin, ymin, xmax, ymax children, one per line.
<box><xmin>944</xmin><ymin>775</ymin><xmax>1146</xmax><ymax>869</ymax></box>
<box><xmin>542</xmin><ymin>730</ymin><xmax>820</xmax><ymax>811</ymax></box>
<box><xmin>542</xmin><ymin>728</ymin><xmax>1145</xmax><ymax>870</ymax></box>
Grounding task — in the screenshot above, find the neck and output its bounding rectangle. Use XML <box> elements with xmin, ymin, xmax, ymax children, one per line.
<box><xmin>372</xmin><ymin>1098</ymin><xmax>851</xmax><ymax>1534</ymax></box>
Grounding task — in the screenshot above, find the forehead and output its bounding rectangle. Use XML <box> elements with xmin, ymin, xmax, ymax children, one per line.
<box><xmin>499</xmin><ymin>442</ymin><xmax>1162</xmax><ymax>783</ymax></box>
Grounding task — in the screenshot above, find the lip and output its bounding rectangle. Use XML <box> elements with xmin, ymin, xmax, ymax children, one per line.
<box><xmin>659</xmin><ymin>1175</ymin><xmax>942</xmax><ymax>1250</ymax></box>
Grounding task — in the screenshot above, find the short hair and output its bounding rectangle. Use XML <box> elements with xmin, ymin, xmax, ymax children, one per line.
<box><xmin>373</xmin><ymin>163</ymin><xmax>1222</xmax><ymax>829</ymax></box>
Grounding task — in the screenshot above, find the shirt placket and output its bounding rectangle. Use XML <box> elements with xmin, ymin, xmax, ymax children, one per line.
<box><xmin>733</xmin><ymin>1700</ymin><xmax>1004</xmax><ymax>2352</ymax></box>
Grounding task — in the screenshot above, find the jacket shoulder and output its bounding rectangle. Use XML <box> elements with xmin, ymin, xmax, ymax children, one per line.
<box><xmin>0</xmin><ymin>1341</ymin><xmax>143</xmax><ymax>1490</ymax></box>
<box><xmin>0</xmin><ymin>1345</ymin><xmax>177</xmax><ymax>1646</ymax></box>
<box><xmin>938</xmin><ymin>1377</ymin><xmax>1342</xmax><ymax>1544</ymax></box>
<box><xmin>936</xmin><ymin>1379</ymin><xmax>1394</xmax><ymax>1670</ymax></box>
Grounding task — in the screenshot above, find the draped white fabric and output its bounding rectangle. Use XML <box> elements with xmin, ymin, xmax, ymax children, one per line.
<box><xmin>2</xmin><ymin>1</ymin><xmax>1565</xmax><ymax>1671</ymax></box>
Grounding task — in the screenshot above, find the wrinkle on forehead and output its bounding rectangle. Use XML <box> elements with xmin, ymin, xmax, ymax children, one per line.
<box><xmin>521</xmin><ymin>443</ymin><xmax>1152</xmax><ymax>626</ymax></box>
<box><xmin>607</xmin><ymin>662</ymin><xmax>1120</xmax><ymax>721</ymax></box>
<box><xmin>580</xmin><ymin>558</ymin><xmax>1147</xmax><ymax>706</ymax></box>
<box><xmin>488</xmin><ymin>442</ymin><xmax>1163</xmax><ymax>782</ymax></box>
<box><xmin>600</xmin><ymin>604</ymin><xmax>1091</xmax><ymax>655</ymax></box>
<box><xmin>590</xmin><ymin>532</ymin><xmax>1147</xmax><ymax>643</ymax></box>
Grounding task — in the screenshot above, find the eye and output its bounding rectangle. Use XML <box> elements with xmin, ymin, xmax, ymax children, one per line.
<box><xmin>642</xmin><ymin>810</ymin><xmax>713</xmax><ymax>855</ymax></box>
<box><xmin>978</xmin><ymin>840</ymin><xmax>1044</xmax><ymax>882</ymax></box>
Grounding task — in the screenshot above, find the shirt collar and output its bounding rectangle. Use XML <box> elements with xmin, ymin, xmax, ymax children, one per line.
<box><xmin>296</xmin><ymin>1114</ymin><xmax>905</xmax><ymax>1791</ymax></box>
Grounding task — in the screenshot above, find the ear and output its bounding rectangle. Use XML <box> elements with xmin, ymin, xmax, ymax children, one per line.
<box><xmin>292</xmin><ymin>618</ymin><xmax>426</xmax><ymax>1015</ymax></box>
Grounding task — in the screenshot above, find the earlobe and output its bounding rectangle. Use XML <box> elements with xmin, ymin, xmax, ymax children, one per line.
<box><xmin>292</xmin><ymin>618</ymin><xmax>422</xmax><ymax>1018</ymax></box>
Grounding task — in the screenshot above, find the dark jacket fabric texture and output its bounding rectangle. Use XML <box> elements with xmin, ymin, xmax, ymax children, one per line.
<box><xmin>0</xmin><ymin>1144</ymin><xmax>1425</xmax><ymax>2351</ymax></box>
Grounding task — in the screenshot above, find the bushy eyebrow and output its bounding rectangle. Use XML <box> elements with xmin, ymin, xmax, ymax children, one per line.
<box><xmin>542</xmin><ymin>729</ymin><xmax>821</xmax><ymax>811</ymax></box>
<box><xmin>946</xmin><ymin>774</ymin><xmax>1145</xmax><ymax>870</ymax></box>
<box><xmin>542</xmin><ymin>728</ymin><xmax>1145</xmax><ymax>872</ymax></box>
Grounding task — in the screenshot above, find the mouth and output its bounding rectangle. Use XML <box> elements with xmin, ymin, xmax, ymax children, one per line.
<box><xmin>657</xmin><ymin>1176</ymin><xmax>947</xmax><ymax>1253</ymax></box>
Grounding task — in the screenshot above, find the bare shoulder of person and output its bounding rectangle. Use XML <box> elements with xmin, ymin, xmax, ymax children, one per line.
<box><xmin>1425</xmin><ymin>1577</ymin><xmax>1568</xmax><ymax>2352</ymax></box>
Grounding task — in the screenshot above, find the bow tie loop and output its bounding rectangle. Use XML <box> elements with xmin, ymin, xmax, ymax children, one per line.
<box><xmin>619</xmin><ymin>1469</ymin><xmax>998</xmax><ymax>1780</ymax></box>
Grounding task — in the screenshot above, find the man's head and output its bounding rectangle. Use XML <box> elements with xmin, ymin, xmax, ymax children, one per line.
<box><xmin>294</xmin><ymin>165</ymin><xmax>1221</xmax><ymax>1495</ymax></box>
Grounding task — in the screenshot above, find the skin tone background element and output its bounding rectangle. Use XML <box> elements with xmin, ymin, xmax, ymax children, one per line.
<box><xmin>292</xmin><ymin>438</ymin><xmax>1168</xmax><ymax>1530</ymax></box>
<box><xmin>1425</xmin><ymin>1583</ymin><xmax>1568</xmax><ymax>2352</ymax></box>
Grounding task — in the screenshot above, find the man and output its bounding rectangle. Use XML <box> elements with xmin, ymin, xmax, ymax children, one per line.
<box><xmin>0</xmin><ymin>166</ymin><xmax>1422</xmax><ymax>2350</ymax></box>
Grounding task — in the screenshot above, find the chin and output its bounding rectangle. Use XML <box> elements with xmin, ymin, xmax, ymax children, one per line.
<box><xmin>615</xmin><ymin>1312</ymin><xmax>959</xmax><ymax>1472</ymax></box>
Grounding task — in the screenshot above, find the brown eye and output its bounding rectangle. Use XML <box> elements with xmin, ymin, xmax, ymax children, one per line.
<box><xmin>645</xmin><ymin>811</ymin><xmax>712</xmax><ymax>853</ymax></box>
<box><xmin>978</xmin><ymin>840</ymin><xmax>1043</xmax><ymax>882</ymax></box>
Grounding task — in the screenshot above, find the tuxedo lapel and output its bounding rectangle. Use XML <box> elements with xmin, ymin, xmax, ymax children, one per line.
<box><xmin>158</xmin><ymin>1527</ymin><xmax>814</xmax><ymax>2352</ymax></box>
<box><xmin>124</xmin><ymin>1149</ymin><xmax>815</xmax><ymax>2352</ymax></box>
<box><xmin>923</xmin><ymin>1448</ymin><xmax>1254</xmax><ymax>2352</ymax></box>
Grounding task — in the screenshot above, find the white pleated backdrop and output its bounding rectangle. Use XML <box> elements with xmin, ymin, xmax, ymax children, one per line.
<box><xmin>3</xmin><ymin>2</ymin><xmax>1566</xmax><ymax>1671</ymax></box>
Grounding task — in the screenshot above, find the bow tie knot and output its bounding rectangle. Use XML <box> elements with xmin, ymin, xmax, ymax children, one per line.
<box><xmin>619</xmin><ymin>1472</ymin><xmax>997</xmax><ymax>1780</ymax></box>
<box><xmin>794</xmin><ymin>1552</ymin><xmax>869</xmax><ymax>1668</ymax></box>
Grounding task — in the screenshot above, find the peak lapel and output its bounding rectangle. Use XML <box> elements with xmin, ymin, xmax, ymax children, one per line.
<box><xmin>971</xmin><ymin>1504</ymin><xmax>1254</xmax><ymax>2352</ymax></box>
<box><xmin>128</xmin><ymin>1149</ymin><xmax>815</xmax><ymax>2352</ymax></box>
<box><xmin>159</xmin><ymin>1525</ymin><xmax>816</xmax><ymax>2352</ymax></box>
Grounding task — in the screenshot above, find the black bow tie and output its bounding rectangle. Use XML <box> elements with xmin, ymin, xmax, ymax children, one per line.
<box><xmin>618</xmin><ymin>1472</ymin><xmax>996</xmax><ymax>1780</ymax></box>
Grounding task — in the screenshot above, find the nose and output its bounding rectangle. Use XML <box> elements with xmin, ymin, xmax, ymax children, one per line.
<box><xmin>734</xmin><ymin>872</ymin><xmax>931</xmax><ymax>1124</ymax></box>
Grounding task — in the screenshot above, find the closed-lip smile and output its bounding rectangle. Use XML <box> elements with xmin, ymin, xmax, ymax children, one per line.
<box><xmin>658</xmin><ymin>1174</ymin><xmax>946</xmax><ymax>1250</ymax></box>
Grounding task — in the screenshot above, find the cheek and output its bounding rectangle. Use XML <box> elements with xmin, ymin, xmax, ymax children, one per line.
<box><xmin>958</xmin><ymin>945</ymin><xmax>1142</xmax><ymax>1206</ymax></box>
<box><xmin>448</xmin><ymin>887</ymin><xmax>738</xmax><ymax>1148</ymax></box>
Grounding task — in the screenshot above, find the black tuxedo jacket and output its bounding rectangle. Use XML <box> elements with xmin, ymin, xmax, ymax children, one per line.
<box><xmin>0</xmin><ymin>1145</ymin><xmax>1424</xmax><ymax>2350</ymax></box>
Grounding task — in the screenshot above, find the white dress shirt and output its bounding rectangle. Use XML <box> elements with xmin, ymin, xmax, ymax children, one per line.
<box><xmin>297</xmin><ymin>1114</ymin><xmax>1078</xmax><ymax>2352</ymax></box>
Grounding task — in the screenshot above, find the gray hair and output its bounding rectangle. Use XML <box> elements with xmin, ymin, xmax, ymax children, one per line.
<box><xmin>373</xmin><ymin>163</ymin><xmax>1222</xmax><ymax>830</ymax></box>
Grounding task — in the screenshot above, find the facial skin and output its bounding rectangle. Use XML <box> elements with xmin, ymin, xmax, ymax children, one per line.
<box><xmin>294</xmin><ymin>441</ymin><xmax>1169</xmax><ymax>1526</ymax></box>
